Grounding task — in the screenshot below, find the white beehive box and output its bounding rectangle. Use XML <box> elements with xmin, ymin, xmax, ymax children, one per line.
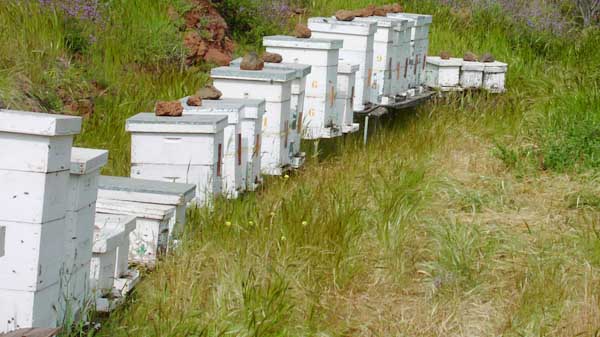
<box><xmin>180</xmin><ymin>100</ymin><xmax>245</xmax><ymax>199</ymax></box>
<box><xmin>229</xmin><ymin>58</ymin><xmax>310</xmax><ymax>165</ymax></box>
<box><xmin>353</xmin><ymin>16</ymin><xmax>399</xmax><ymax>104</ymax></box>
<box><xmin>387</xmin><ymin>18</ymin><xmax>411</xmax><ymax>96</ymax></box>
<box><xmin>483</xmin><ymin>61</ymin><xmax>508</xmax><ymax>93</ymax></box>
<box><xmin>425</xmin><ymin>57</ymin><xmax>463</xmax><ymax>90</ymax></box>
<box><xmin>263</xmin><ymin>35</ymin><xmax>343</xmax><ymax>140</ymax></box>
<box><xmin>64</xmin><ymin>203</ymin><xmax>96</xmax><ymax>272</ymax></box>
<box><xmin>460</xmin><ymin>61</ymin><xmax>485</xmax><ymax>89</ymax></box>
<box><xmin>308</xmin><ymin>18</ymin><xmax>377</xmax><ymax>111</ymax></box>
<box><xmin>98</xmin><ymin>175</ymin><xmax>195</xmax><ymax>237</ymax></box>
<box><xmin>96</xmin><ymin>199</ymin><xmax>175</xmax><ymax>265</ymax></box>
<box><xmin>127</xmin><ymin>113</ymin><xmax>226</xmax><ymax>205</ymax></box>
<box><xmin>0</xmin><ymin>226</ymin><xmax>5</xmax><ymax>257</ymax></box>
<box><xmin>0</xmin><ymin>218</ymin><xmax>66</xmax><ymax>292</ymax></box>
<box><xmin>94</xmin><ymin>214</ymin><xmax>136</xmax><ymax>280</ymax></box>
<box><xmin>90</xmin><ymin>221</ymin><xmax>123</xmax><ymax>295</ymax></box>
<box><xmin>211</xmin><ymin>66</ymin><xmax>296</xmax><ymax>175</ymax></box>
<box><xmin>336</xmin><ymin>63</ymin><xmax>360</xmax><ymax>134</ymax></box>
<box><xmin>388</xmin><ymin>14</ymin><xmax>432</xmax><ymax>89</ymax></box>
<box><xmin>186</xmin><ymin>98</ymin><xmax>265</xmax><ymax>191</ymax></box>
<box><xmin>0</xmin><ymin>284</ymin><xmax>61</xmax><ymax>332</ymax></box>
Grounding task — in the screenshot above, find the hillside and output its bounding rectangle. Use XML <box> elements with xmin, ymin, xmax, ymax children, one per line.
<box><xmin>1</xmin><ymin>0</ymin><xmax>599</xmax><ymax>336</ymax></box>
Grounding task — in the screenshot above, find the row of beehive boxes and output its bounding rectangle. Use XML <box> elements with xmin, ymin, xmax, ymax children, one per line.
<box><xmin>425</xmin><ymin>56</ymin><xmax>508</xmax><ymax>92</ymax></box>
<box><xmin>0</xmin><ymin>109</ymin><xmax>199</xmax><ymax>332</ymax></box>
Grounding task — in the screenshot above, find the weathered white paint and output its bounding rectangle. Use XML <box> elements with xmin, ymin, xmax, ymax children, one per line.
<box><xmin>425</xmin><ymin>56</ymin><xmax>463</xmax><ymax>90</ymax></box>
<box><xmin>64</xmin><ymin>203</ymin><xmax>96</xmax><ymax>272</ymax></box>
<box><xmin>94</xmin><ymin>214</ymin><xmax>136</xmax><ymax>279</ymax></box>
<box><xmin>0</xmin><ymin>109</ymin><xmax>81</xmax><ymax>136</ymax></box>
<box><xmin>0</xmin><ymin>218</ymin><xmax>66</xmax><ymax>292</ymax></box>
<box><xmin>388</xmin><ymin>14</ymin><xmax>431</xmax><ymax>88</ymax></box>
<box><xmin>98</xmin><ymin>175</ymin><xmax>196</xmax><ymax>207</ymax></box>
<box><xmin>264</xmin><ymin>35</ymin><xmax>342</xmax><ymax>140</ymax></box>
<box><xmin>0</xmin><ymin>284</ymin><xmax>61</xmax><ymax>332</ymax></box>
<box><xmin>260</xmin><ymin>132</ymin><xmax>290</xmax><ymax>176</ymax></box>
<box><xmin>67</xmin><ymin>147</ymin><xmax>107</xmax><ymax>212</ymax></box>
<box><xmin>0</xmin><ymin>134</ymin><xmax>73</xmax><ymax>173</ymax></box>
<box><xmin>62</xmin><ymin>263</ymin><xmax>92</xmax><ymax>320</ymax></box>
<box><xmin>460</xmin><ymin>61</ymin><xmax>485</xmax><ymax>89</ymax></box>
<box><xmin>96</xmin><ymin>199</ymin><xmax>174</xmax><ymax>265</ymax></box>
<box><xmin>0</xmin><ymin>226</ymin><xmax>4</xmax><ymax>257</ymax></box>
<box><xmin>308</xmin><ymin>17</ymin><xmax>377</xmax><ymax>111</ymax></box>
<box><xmin>337</xmin><ymin>63</ymin><xmax>360</xmax><ymax>133</ymax></box>
<box><xmin>483</xmin><ymin>61</ymin><xmax>508</xmax><ymax>93</ymax></box>
<box><xmin>90</xmin><ymin>223</ymin><xmax>120</xmax><ymax>295</ymax></box>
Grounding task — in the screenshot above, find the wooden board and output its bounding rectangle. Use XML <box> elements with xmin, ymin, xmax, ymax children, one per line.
<box><xmin>1</xmin><ymin>328</ymin><xmax>61</xmax><ymax>337</ymax></box>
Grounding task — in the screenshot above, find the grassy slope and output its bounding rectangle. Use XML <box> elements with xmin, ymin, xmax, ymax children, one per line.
<box><xmin>1</xmin><ymin>0</ymin><xmax>599</xmax><ymax>336</ymax></box>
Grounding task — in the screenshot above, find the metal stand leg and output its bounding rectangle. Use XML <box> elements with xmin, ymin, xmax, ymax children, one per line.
<box><xmin>363</xmin><ymin>115</ymin><xmax>370</xmax><ymax>145</ymax></box>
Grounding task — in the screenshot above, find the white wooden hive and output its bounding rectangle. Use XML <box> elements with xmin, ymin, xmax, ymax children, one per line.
<box><xmin>460</xmin><ymin>61</ymin><xmax>485</xmax><ymax>89</ymax></box>
<box><xmin>425</xmin><ymin>57</ymin><xmax>463</xmax><ymax>90</ymax></box>
<box><xmin>337</xmin><ymin>63</ymin><xmax>360</xmax><ymax>133</ymax></box>
<box><xmin>94</xmin><ymin>214</ymin><xmax>136</xmax><ymax>279</ymax></box>
<box><xmin>483</xmin><ymin>61</ymin><xmax>508</xmax><ymax>93</ymax></box>
<box><xmin>263</xmin><ymin>35</ymin><xmax>343</xmax><ymax>67</ymax></box>
<box><xmin>0</xmin><ymin>284</ymin><xmax>62</xmax><ymax>332</ymax></box>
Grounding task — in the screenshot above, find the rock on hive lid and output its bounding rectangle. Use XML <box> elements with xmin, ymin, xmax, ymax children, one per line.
<box><xmin>338</xmin><ymin>62</ymin><xmax>360</xmax><ymax>74</ymax></box>
<box><xmin>180</xmin><ymin>97</ymin><xmax>245</xmax><ymax>124</ymax></box>
<box><xmin>197</xmin><ymin>98</ymin><xmax>265</xmax><ymax>120</ymax></box>
<box><xmin>308</xmin><ymin>17</ymin><xmax>377</xmax><ymax>36</ymax></box>
<box><xmin>0</xmin><ymin>109</ymin><xmax>82</xmax><ymax>136</ymax></box>
<box><xmin>98</xmin><ymin>175</ymin><xmax>196</xmax><ymax>205</ymax></box>
<box><xmin>426</xmin><ymin>56</ymin><xmax>463</xmax><ymax>67</ymax></box>
<box><xmin>70</xmin><ymin>147</ymin><xmax>109</xmax><ymax>175</ymax></box>
<box><xmin>263</xmin><ymin>35</ymin><xmax>343</xmax><ymax>50</ymax></box>
<box><xmin>210</xmin><ymin>66</ymin><xmax>297</xmax><ymax>82</ymax></box>
<box><xmin>231</xmin><ymin>58</ymin><xmax>312</xmax><ymax>78</ymax></box>
<box><xmin>125</xmin><ymin>113</ymin><xmax>227</xmax><ymax>134</ymax></box>
<box><xmin>352</xmin><ymin>16</ymin><xmax>398</xmax><ymax>28</ymax></box>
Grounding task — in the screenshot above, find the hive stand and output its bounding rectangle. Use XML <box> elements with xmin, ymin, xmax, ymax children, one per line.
<box><xmin>97</xmin><ymin>175</ymin><xmax>196</xmax><ymax>241</ymax></box>
<box><xmin>190</xmin><ymin>98</ymin><xmax>265</xmax><ymax>190</ymax></box>
<box><xmin>126</xmin><ymin>113</ymin><xmax>227</xmax><ymax>205</ymax></box>
<box><xmin>336</xmin><ymin>63</ymin><xmax>361</xmax><ymax>134</ymax></box>
<box><xmin>425</xmin><ymin>56</ymin><xmax>464</xmax><ymax>91</ymax></box>
<box><xmin>210</xmin><ymin>66</ymin><xmax>297</xmax><ymax>175</ymax></box>
<box><xmin>460</xmin><ymin>60</ymin><xmax>485</xmax><ymax>89</ymax></box>
<box><xmin>263</xmin><ymin>35</ymin><xmax>343</xmax><ymax>140</ymax></box>
<box><xmin>229</xmin><ymin>58</ymin><xmax>311</xmax><ymax>168</ymax></box>
<box><xmin>388</xmin><ymin>13</ymin><xmax>433</xmax><ymax>93</ymax></box>
<box><xmin>0</xmin><ymin>110</ymin><xmax>81</xmax><ymax>333</ymax></box>
<box><xmin>63</xmin><ymin>147</ymin><xmax>108</xmax><ymax>320</ymax></box>
<box><xmin>179</xmin><ymin>100</ymin><xmax>245</xmax><ymax>199</ymax></box>
<box><xmin>353</xmin><ymin>16</ymin><xmax>400</xmax><ymax>105</ymax></box>
<box><xmin>308</xmin><ymin>17</ymin><xmax>377</xmax><ymax>112</ymax></box>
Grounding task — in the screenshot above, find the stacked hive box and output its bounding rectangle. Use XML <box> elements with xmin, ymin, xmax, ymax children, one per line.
<box><xmin>97</xmin><ymin>176</ymin><xmax>196</xmax><ymax>243</ymax></box>
<box><xmin>194</xmin><ymin>98</ymin><xmax>265</xmax><ymax>190</ymax></box>
<box><xmin>388</xmin><ymin>13</ymin><xmax>432</xmax><ymax>92</ymax></box>
<box><xmin>63</xmin><ymin>147</ymin><xmax>108</xmax><ymax>319</ymax></box>
<box><xmin>263</xmin><ymin>36</ymin><xmax>342</xmax><ymax>139</ymax></box>
<box><xmin>384</xmin><ymin>17</ymin><xmax>411</xmax><ymax>97</ymax></box>
<box><xmin>354</xmin><ymin>16</ymin><xmax>399</xmax><ymax>105</ymax></box>
<box><xmin>0</xmin><ymin>110</ymin><xmax>81</xmax><ymax>332</ymax></box>
<box><xmin>179</xmin><ymin>100</ymin><xmax>246</xmax><ymax>199</ymax></box>
<box><xmin>425</xmin><ymin>57</ymin><xmax>463</xmax><ymax>91</ymax></box>
<box><xmin>483</xmin><ymin>61</ymin><xmax>508</xmax><ymax>93</ymax></box>
<box><xmin>336</xmin><ymin>63</ymin><xmax>360</xmax><ymax>133</ymax></box>
<box><xmin>210</xmin><ymin>66</ymin><xmax>297</xmax><ymax>175</ymax></box>
<box><xmin>90</xmin><ymin>214</ymin><xmax>136</xmax><ymax>312</ymax></box>
<box><xmin>127</xmin><ymin>113</ymin><xmax>226</xmax><ymax>203</ymax></box>
<box><xmin>229</xmin><ymin>58</ymin><xmax>311</xmax><ymax>168</ymax></box>
<box><xmin>460</xmin><ymin>60</ymin><xmax>486</xmax><ymax>89</ymax></box>
<box><xmin>308</xmin><ymin>18</ymin><xmax>377</xmax><ymax>111</ymax></box>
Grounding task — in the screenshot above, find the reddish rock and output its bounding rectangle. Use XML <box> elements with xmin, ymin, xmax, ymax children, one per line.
<box><xmin>391</xmin><ymin>3</ymin><xmax>403</xmax><ymax>13</ymax></box>
<box><xmin>463</xmin><ymin>51</ymin><xmax>478</xmax><ymax>62</ymax></box>
<box><xmin>335</xmin><ymin>10</ymin><xmax>355</xmax><ymax>21</ymax></box>
<box><xmin>479</xmin><ymin>53</ymin><xmax>495</xmax><ymax>63</ymax></box>
<box><xmin>187</xmin><ymin>95</ymin><xmax>202</xmax><ymax>106</ymax></box>
<box><xmin>373</xmin><ymin>7</ymin><xmax>388</xmax><ymax>16</ymax></box>
<box><xmin>440</xmin><ymin>51</ymin><xmax>451</xmax><ymax>60</ymax></box>
<box><xmin>240</xmin><ymin>52</ymin><xmax>264</xmax><ymax>71</ymax></box>
<box><xmin>196</xmin><ymin>85</ymin><xmax>222</xmax><ymax>99</ymax></box>
<box><xmin>155</xmin><ymin>101</ymin><xmax>183</xmax><ymax>117</ymax></box>
<box><xmin>294</xmin><ymin>24</ymin><xmax>312</xmax><ymax>38</ymax></box>
<box><xmin>204</xmin><ymin>48</ymin><xmax>232</xmax><ymax>66</ymax></box>
<box><xmin>262</xmin><ymin>52</ymin><xmax>283</xmax><ymax>63</ymax></box>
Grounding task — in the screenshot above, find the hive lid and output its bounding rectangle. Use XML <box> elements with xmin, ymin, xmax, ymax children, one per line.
<box><xmin>97</xmin><ymin>199</ymin><xmax>175</xmax><ymax>221</ymax></box>
<box><xmin>308</xmin><ymin>17</ymin><xmax>377</xmax><ymax>36</ymax></box>
<box><xmin>210</xmin><ymin>66</ymin><xmax>297</xmax><ymax>82</ymax></box>
<box><xmin>180</xmin><ymin>97</ymin><xmax>245</xmax><ymax>123</ymax></box>
<box><xmin>353</xmin><ymin>16</ymin><xmax>398</xmax><ymax>28</ymax></box>
<box><xmin>338</xmin><ymin>62</ymin><xmax>360</xmax><ymax>74</ymax></box>
<box><xmin>263</xmin><ymin>35</ymin><xmax>343</xmax><ymax>50</ymax></box>
<box><xmin>388</xmin><ymin>13</ymin><xmax>432</xmax><ymax>25</ymax></box>
<box><xmin>92</xmin><ymin>222</ymin><xmax>125</xmax><ymax>254</ymax></box>
<box><xmin>70</xmin><ymin>147</ymin><xmax>109</xmax><ymax>175</ymax></box>
<box><xmin>483</xmin><ymin>61</ymin><xmax>508</xmax><ymax>72</ymax></box>
<box><xmin>98</xmin><ymin>175</ymin><xmax>196</xmax><ymax>205</ymax></box>
<box><xmin>387</xmin><ymin>14</ymin><xmax>417</xmax><ymax>28</ymax></box>
<box><xmin>230</xmin><ymin>58</ymin><xmax>312</xmax><ymax>78</ymax></box>
<box><xmin>461</xmin><ymin>61</ymin><xmax>485</xmax><ymax>71</ymax></box>
<box><xmin>426</xmin><ymin>56</ymin><xmax>463</xmax><ymax>67</ymax></box>
<box><xmin>0</xmin><ymin>109</ymin><xmax>82</xmax><ymax>136</ymax></box>
<box><xmin>193</xmin><ymin>98</ymin><xmax>265</xmax><ymax>120</ymax></box>
<box><xmin>95</xmin><ymin>213</ymin><xmax>137</xmax><ymax>235</ymax></box>
<box><xmin>126</xmin><ymin>113</ymin><xmax>227</xmax><ymax>134</ymax></box>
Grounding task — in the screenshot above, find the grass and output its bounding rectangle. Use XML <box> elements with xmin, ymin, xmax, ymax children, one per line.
<box><xmin>1</xmin><ymin>0</ymin><xmax>600</xmax><ymax>336</ymax></box>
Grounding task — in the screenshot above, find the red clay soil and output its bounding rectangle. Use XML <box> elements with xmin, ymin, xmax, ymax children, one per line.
<box><xmin>182</xmin><ymin>0</ymin><xmax>235</xmax><ymax>66</ymax></box>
